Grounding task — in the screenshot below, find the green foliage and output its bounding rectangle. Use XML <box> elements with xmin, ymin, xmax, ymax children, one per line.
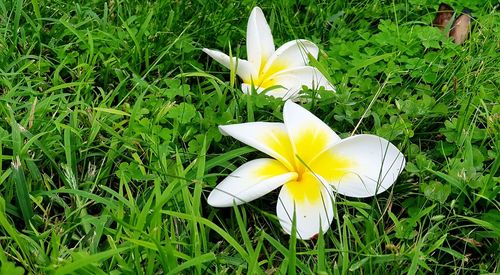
<box><xmin>0</xmin><ymin>0</ymin><xmax>498</xmax><ymax>274</ymax></box>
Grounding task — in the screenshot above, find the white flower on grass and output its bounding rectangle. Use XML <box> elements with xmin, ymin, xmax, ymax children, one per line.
<box><xmin>208</xmin><ymin>101</ymin><xmax>406</xmax><ymax>240</ymax></box>
<box><xmin>202</xmin><ymin>7</ymin><xmax>334</xmax><ymax>100</ymax></box>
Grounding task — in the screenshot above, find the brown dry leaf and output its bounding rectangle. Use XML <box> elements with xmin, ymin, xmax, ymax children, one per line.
<box><xmin>432</xmin><ymin>3</ymin><xmax>454</xmax><ymax>32</ymax></box>
<box><xmin>450</xmin><ymin>9</ymin><xmax>472</xmax><ymax>44</ymax></box>
<box><xmin>455</xmin><ymin>235</ymin><xmax>483</xmax><ymax>247</ymax></box>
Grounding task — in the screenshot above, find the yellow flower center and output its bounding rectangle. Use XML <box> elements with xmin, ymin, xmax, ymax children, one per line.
<box><xmin>245</xmin><ymin>59</ymin><xmax>288</xmax><ymax>89</ymax></box>
<box><xmin>259</xmin><ymin>127</ymin><xmax>353</xmax><ymax>203</ymax></box>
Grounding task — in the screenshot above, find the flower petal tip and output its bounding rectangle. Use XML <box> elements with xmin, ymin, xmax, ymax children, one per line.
<box><xmin>206</xmin><ymin>192</ymin><xmax>222</xmax><ymax>207</ymax></box>
<box><xmin>250</xmin><ymin>6</ymin><xmax>264</xmax><ymax>15</ymax></box>
<box><xmin>218</xmin><ymin>125</ymin><xmax>230</xmax><ymax>136</ymax></box>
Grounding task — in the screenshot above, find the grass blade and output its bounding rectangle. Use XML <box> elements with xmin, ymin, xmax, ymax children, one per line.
<box><xmin>11</xmin><ymin>157</ymin><xmax>33</xmax><ymax>225</ymax></box>
<box><xmin>54</xmin><ymin>246</ymin><xmax>133</xmax><ymax>275</ymax></box>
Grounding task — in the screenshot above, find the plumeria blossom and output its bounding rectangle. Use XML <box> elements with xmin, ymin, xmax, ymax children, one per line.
<box><xmin>208</xmin><ymin>101</ymin><xmax>406</xmax><ymax>240</ymax></box>
<box><xmin>202</xmin><ymin>7</ymin><xmax>334</xmax><ymax>100</ymax></box>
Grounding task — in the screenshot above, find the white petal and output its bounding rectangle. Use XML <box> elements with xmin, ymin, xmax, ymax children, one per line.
<box><xmin>241</xmin><ymin>83</ymin><xmax>265</xmax><ymax>94</ymax></box>
<box><xmin>261</xmin><ymin>39</ymin><xmax>319</xmax><ymax>76</ymax></box>
<box><xmin>202</xmin><ymin>48</ymin><xmax>257</xmax><ymax>82</ymax></box>
<box><xmin>247</xmin><ymin>7</ymin><xmax>275</xmax><ymax>70</ymax></box>
<box><xmin>282</xmin><ymin>101</ymin><xmax>341</xmax><ymax>165</ymax></box>
<box><xmin>276</xmin><ymin>172</ymin><xmax>334</xmax><ymax>240</ymax></box>
<box><xmin>266</xmin><ymin>66</ymin><xmax>335</xmax><ymax>94</ymax></box>
<box><xmin>208</xmin><ymin>158</ymin><xmax>296</xmax><ymax>207</ymax></box>
<box><xmin>323</xmin><ymin>134</ymin><xmax>406</xmax><ymax>198</ymax></box>
<box><xmin>261</xmin><ymin>86</ymin><xmax>301</xmax><ymax>100</ymax></box>
<box><xmin>219</xmin><ymin>123</ymin><xmax>295</xmax><ymax>170</ymax></box>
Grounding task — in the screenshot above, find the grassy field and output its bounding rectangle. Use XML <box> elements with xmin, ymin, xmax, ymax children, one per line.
<box><xmin>0</xmin><ymin>0</ymin><xmax>499</xmax><ymax>274</ymax></box>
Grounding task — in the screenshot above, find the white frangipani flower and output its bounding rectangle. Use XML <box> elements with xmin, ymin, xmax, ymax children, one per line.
<box><xmin>208</xmin><ymin>101</ymin><xmax>406</xmax><ymax>240</ymax></box>
<box><xmin>203</xmin><ymin>7</ymin><xmax>334</xmax><ymax>100</ymax></box>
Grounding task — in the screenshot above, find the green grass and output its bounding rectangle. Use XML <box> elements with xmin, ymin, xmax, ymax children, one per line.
<box><xmin>0</xmin><ymin>0</ymin><xmax>499</xmax><ymax>273</ymax></box>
